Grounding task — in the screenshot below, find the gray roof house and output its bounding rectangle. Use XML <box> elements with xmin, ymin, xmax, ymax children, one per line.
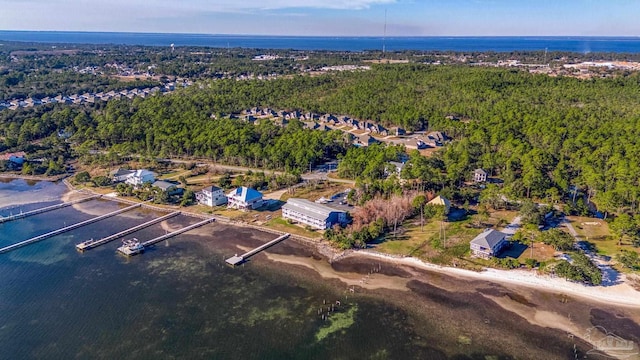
<box><xmin>470</xmin><ymin>229</ymin><xmax>508</xmax><ymax>258</ymax></box>
<box><xmin>282</xmin><ymin>198</ymin><xmax>348</xmax><ymax>230</ymax></box>
<box><xmin>152</xmin><ymin>180</ymin><xmax>183</xmax><ymax>196</ymax></box>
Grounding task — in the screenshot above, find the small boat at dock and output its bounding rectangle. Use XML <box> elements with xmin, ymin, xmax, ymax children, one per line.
<box><xmin>117</xmin><ymin>238</ymin><xmax>144</xmax><ymax>256</ymax></box>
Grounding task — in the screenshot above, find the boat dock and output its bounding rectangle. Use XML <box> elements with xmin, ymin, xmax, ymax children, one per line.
<box><xmin>0</xmin><ymin>195</ymin><xmax>101</xmax><ymax>224</ymax></box>
<box><xmin>141</xmin><ymin>217</ymin><xmax>216</xmax><ymax>247</ymax></box>
<box><xmin>0</xmin><ymin>203</ymin><xmax>141</xmax><ymax>254</ymax></box>
<box><xmin>76</xmin><ymin>211</ymin><xmax>181</xmax><ymax>251</ymax></box>
<box><xmin>225</xmin><ymin>233</ymin><xmax>290</xmax><ymax>266</ymax></box>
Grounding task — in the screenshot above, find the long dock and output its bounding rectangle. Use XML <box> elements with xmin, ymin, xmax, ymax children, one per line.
<box><xmin>226</xmin><ymin>233</ymin><xmax>290</xmax><ymax>266</ymax></box>
<box><xmin>0</xmin><ymin>195</ymin><xmax>101</xmax><ymax>224</ymax></box>
<box><xmin>76</xmin><ymin>211</ymin><xmax>181</xmax><ymax>251</ymax></box>
<box><xmin>0</xmin><ymin>203</ymin><xmax>141</xmax><ymax>254</ymax></box>
<box><xmin>142</xmin><ymin>217</ymin><xmax>216</xmax><ymax>247</ymax></box>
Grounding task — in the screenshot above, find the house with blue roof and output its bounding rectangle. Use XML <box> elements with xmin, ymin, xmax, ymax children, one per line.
<box><xmin>227</xmin><ymin>187</ymin><xmax>264</xmax><ymax>210</ymax></box>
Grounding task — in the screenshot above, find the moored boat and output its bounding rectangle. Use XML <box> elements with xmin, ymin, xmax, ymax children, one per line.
<box><xmin>117</xmin><ymin>238</ymin><xmax>144</xmax><ymax>256</ymax></box>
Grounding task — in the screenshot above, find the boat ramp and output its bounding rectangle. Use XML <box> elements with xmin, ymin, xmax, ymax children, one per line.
<box><xmin>226</xmin><ymin>233</ymin><xmax>290</xmax><ymax>266</ymax></box>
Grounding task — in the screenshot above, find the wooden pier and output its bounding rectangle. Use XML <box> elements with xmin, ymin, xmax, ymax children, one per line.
<box><xmin>76</xmin><ymin>212</ymin><xmax>181</xmax><ymax>251</ymax></box>
<box><xmin>141</xmin><ymin>217</ymin><xmax>216</xmax><ymax>247</ymax></box>
<box><xmin>225</xmin><ymin>233</ymin><xmax>290</xmax><ymax>266</ymax></box>
<box><xmin>0</xmin><ymin>195</ymin><xmax>101</xmax><ymax>224</ymax></box>
<box><xmin>0</xmin><ymin>203</ymin><xmax>141</xmax><ymax>254</ymax></box>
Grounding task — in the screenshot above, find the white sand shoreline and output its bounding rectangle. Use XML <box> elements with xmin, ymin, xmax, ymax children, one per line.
<box><xmin>349</xmin><ymin>251</ymin><xmax>640</xmax><ymax>308</ymax></box>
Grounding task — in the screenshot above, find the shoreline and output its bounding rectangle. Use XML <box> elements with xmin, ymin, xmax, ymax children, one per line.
<box><xmin>349</xmin><ymin>250</ymin><xmax>640</xmax><ymax>308</ymax></box>
<box><xmin>19</xmin><ymin>176</ymin><xmax>640</xmax><ymax>309</ymax></box>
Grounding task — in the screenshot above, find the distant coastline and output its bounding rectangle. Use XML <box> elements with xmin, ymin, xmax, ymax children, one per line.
<box><xmin>2</xmin><ymin>31</ymin><xmax>640</xmax><ymax>52</ymax></box>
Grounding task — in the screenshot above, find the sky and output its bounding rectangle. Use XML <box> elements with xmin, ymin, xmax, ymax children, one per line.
<box><xmin>1</xmin><ymin>0</ymin><xmax>639</xmax><ymax>36</ymax></box>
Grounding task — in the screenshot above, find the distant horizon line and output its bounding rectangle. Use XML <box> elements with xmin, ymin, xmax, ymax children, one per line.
<box><xmin>0</xmin><ymin>30</ymin><xmax>639</xmax><ymax>39</ymax></box>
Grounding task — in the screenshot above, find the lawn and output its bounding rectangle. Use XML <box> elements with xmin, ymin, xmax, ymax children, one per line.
<box><xmin>375</xmin><ymin>208</ymin><xmax>520</xmax><ymax>267</ymax></box>
<box><xmin>263</xmin><ymin>217</ymin><xmax>322</xmax><ymax>239</ymax></box>
<box><xmin>565</xmin><ymin>216</ymin><xmax>640</xmax><ymax>257</ymax></box>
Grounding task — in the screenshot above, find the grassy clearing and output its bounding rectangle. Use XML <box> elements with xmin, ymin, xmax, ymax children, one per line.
<box><xmin>263</xmin><ymin>217</ymin><xmax>321</xmax><ymax>239</ymax></box>
<box><xmin>566</xmin><ymin>216</ymin><xmax>640</xmax><ymax>257</ymax></box>
<box><xmin>376</xmin><ymin>209</ymin><xmax>520</xmax><ymax>268</ymax></box>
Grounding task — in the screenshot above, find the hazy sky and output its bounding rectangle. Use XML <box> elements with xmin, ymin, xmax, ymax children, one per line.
<box><xmin>1</xmin><ymin>0</ymin><xmax>639</xmax><ymax>36</ymax></box>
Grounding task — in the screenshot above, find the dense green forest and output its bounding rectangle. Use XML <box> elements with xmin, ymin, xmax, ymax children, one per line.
<box><xmin>2</xmin><ymin>64</ymin><xmax>640</xmax><ymax>217</ymax></box>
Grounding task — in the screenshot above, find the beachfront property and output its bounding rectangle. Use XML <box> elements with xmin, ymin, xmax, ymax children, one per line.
<box><xmin>428</xmin><ymin>195</ymin><xmax>451</xmax><ymax>214</ymax></box>
<box><xmin>197</xmin><ymin>185</ymin><xmax>227</xmax><ymax>207</ymax></box>
<box><xmin>282</xmin><ymin>198</ymin><xmax>348</xmax><ymax>230</ymax></box>
<box><xmin>111</xmin><ymin>168</ymin><xmax>134</xmax><ymax>182</ymax></box>
<box><xmin>470</xmin><ymin>229</ymin><xmax>508</xmax><ymax>258</ymax></box>
<box><xmin>227</xmin><ymin>187</ymin><xmax>263</xmax><ymax>210</ymax></box>
<box><xmin>152</xmin><ymin>180</ymin><xmax>183</xmax><ymax>196</ymax></box>
<box><xmin>474</xmin><ymin>168</ymin><xmax>488</xmax><ymax>183</ymax></box>
<box><xmin>123</xmin><ymin>169</ymin><xmax>156</xmax><ymax>187</ymax></box>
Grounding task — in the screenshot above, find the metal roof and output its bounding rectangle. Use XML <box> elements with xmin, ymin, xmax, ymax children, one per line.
<box><xmin>470</xmin><ymin>229</ymin><xmax>506</xmax><ymax>249</ymax></box>
<box><xmin>282</xmin><ymin>198</ymin><xmax>343</xmax><ymax>220</ymax></box>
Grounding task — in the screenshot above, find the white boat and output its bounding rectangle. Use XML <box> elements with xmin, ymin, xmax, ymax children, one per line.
<box><xmin>117</xmin><ymin>238</ymin><xmax>144</xmax><ymax>256</ymax></box>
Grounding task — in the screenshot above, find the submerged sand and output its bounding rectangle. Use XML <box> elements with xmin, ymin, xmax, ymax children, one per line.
<box><xmin>59</xmin><ymin>187</ymin><xmax>640</xmax><ymax>359</ymax></box>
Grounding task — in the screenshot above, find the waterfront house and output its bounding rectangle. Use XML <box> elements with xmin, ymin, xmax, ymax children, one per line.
<box><xmin>111</xmin><ymin>168</ymin><xmax>134</xmax><ymax>183</ymax></box>
<box><xmin>470</xmin><ymin>229</ymin><xmax>508</xmax><ymax>258</ymax></box>
<box><xmin>152</xmin><ymin>180</ymin><xmax>182</xmax><ymax>196</ymax></box>
<box><xmin>124</xmin><ymin>169</ymin><xmax>156</xmax><ymax>187</ymax></box>
<box><xmin>282</xmin><ymin>198</ymin><xmax>348</xmax><ymax>230</ymax></box>
<box><xmin>474</xmin><ymin>168</ymin><xmax>488</xmax><ymax>183</ymax></box>
<box><xmin>227</xmin><ymin>187</ymin><xmax>264</xmax><ymax>210</ymax></box>
<box><xmin>197</xmin><ymin>185</ymin><xmax>227</xmax><ymax>206</ymax></box>
<box><xmin>428</xmin><ymin>195</ymin><xmax>451</xmax><ymax>214</ymax></box>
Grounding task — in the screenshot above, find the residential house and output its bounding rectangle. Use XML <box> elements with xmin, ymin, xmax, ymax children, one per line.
<box><xmin>427</xmin><ymin>195</ymin><xmax>451</xmax><ymax>214</ymax></box>
<box><xmin>282</xmin><ymin>198</ymin><xmax>348</xmax><ymax>230</ymax></box>
<box><xmin>152</xmin><ymin>180</ymin><xmax>183</xmax><ymax>196</ymax></box>
<box><xmin>474</xmin><ymin>168</ymin><xmax>488</xmax><ymax>183</ymax></box>
<box><xmin>124</xmin><ymin>169</ymin><xmax>156</xmax><ymax>187</ymax></box>
<box><xmin>0</xmin><ymin>151</ymin><xmax>26</xmax><ymax>165</ymax></box>
<box><xmin>353</xmin><ymin>134</ymin><xmax>378</xmax><ymax>147</ymax></box>
<box><xmin>227</xmin><ymin>187</ymin><xmax>264</xmax><ymax>210</ymax></box>
<box><xmin>426</xmin><ymin>131</ymin><xmax>447</xmax><ymax>146</ymax></box>
<box><xmin>387</xmin><ymin>161</ymin><xmax>405</xmax><ymax>177</ymax></box>
<box><xmin>110</xmin><ymin>168</ymin><xmax>134</xmax><ymax>183</ymax></box>
<box><xmin>197</xmin><ymin>185</ymin><xmax>228</xmax><ymax>206</ymax></box>
<box><xmin>470</xmin><ymin>229</ymin><xmax>508</xmax><ymax>258</ymax></box>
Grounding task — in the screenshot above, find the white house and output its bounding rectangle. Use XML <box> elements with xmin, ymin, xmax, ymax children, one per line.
<box><xmin>282</xmin><ymin>198</ymin><xmax>348</xmax><ymax>230</ymax></box>
<box><xmin>474</xmin><ymin>168</ymin><xmax>488</xmax><ymax>183</ymax></box>
<box><xmin>197</xmin><ymin>186</ymin><xmax>227</xmax><ymax>207</ymax></box>
<box><xmin>124</xmin><ymin>169</ymin><xmax>156</xmax><ymax>187</ymax></box>
<box><xmin>470</xmin><ymin>229</ymin><xmax>508</xmax><ymax>258</ymax></box>
<box><xmin>227</xmin><ymin>187</ymin><xmax>263</xmax><ymax>210</ymax></box>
